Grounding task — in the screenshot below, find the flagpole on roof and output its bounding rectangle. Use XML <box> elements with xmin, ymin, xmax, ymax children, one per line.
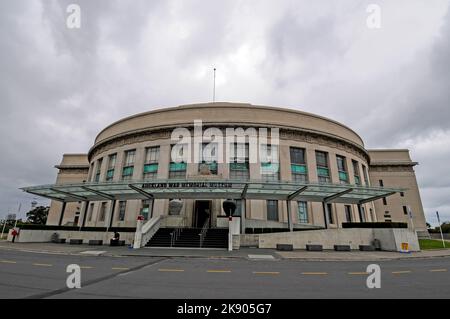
<box><xmin>213</xmin><ymin>67</ymin><xmax>216</xmax><ymax>103</ymax></box>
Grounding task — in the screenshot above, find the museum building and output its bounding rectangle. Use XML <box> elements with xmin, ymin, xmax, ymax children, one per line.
<box><xmin>21</xmin><ymin>103</ymin><xmax>428</xmax><ymax>248</ymax></box>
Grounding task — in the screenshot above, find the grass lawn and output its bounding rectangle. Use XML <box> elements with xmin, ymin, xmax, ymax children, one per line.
<box><xmin>419</xmin><ymin>239</ymin><xmax>449</xmax><ymax>250</ymax></box>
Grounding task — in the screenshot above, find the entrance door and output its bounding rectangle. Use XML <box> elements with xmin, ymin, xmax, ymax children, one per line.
<box><xmin>194</xmin><ymin>200</ymin><xmax>211</xmax><ymax>228</ymax></box>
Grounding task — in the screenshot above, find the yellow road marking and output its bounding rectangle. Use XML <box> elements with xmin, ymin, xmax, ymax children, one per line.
<box><xmin>158</xmin><ymin>268</ymin><xmax>185</xmax><ymax>272</ymax></box>
<box><xmin>111</xmin><ymin>267</ymin><xmax>130</xmax><ymax>270</ymax></box>
<box><xmin>302</xmin><ymin>272</ymin><xmax>328</xmax><ymax>275</ymax></box>
<box><xmin>392</xmin><ymin>270</ymin><xmax>411</xmax><ymax>274</ymax></box>
<box><xmin>0</xmin><ymin>260</ymin><xmax>17</xmax><ymax>264</ymax></box>
<box><xmin>430</xmin><ymin>269</ymin><xmax>447</xmax><ymax>272</ymax></box>
<box><xmin>32</xmin><ymin>263</ymin><xmax>53</xmax><ymax>267</ymax></box>
<box><xmin>80</xmin><ymin>266</ymin><xmax>93</xmax><ymax>269</ymax></box>
<box><xmin>207</xmin><ymin>270</ymin><xmax>232</xmax><ymax>273</ymax></box>
<box><xmin>348</xmin><ymin>272</ymin><xmax>369</xmax><ymax>275</ymax></box>
<box><xmin>252</xmin><ymin>271</ymin><xmax>280</xmax><ymax>275</ymax></box>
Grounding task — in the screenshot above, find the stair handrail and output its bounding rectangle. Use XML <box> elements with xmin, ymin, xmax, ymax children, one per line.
<box><xmin>134</xmin><ymin>215</ymin><xmax>163</xmax><ymax>248</ymax></box>
<box><xmin>170</xmin><ymin>225</ymin><xmax>184</xmax><ymax>247</ymax></box>
<box><xmin>199</xmin><ymin>217</ymin><xmax>210</xmax><ymax>248</ymax></box>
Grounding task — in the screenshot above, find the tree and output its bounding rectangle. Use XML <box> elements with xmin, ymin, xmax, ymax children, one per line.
<box><xmin>26</xmin><ymin>206</ymin><xmax>49</xmax><ymax>225</ymax></box>
<box><xmin>426</xmin><ymin>222</ymin><xmax>432</xmax><ymax>229</ymax></box>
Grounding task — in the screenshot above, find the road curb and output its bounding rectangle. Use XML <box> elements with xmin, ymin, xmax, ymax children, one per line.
<box><xmin>2</xmin><ymin>245</ymin><xmax>450</xmax><ymax>261</ymax></box>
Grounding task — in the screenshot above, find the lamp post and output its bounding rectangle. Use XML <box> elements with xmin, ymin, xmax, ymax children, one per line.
<box><xmin>223</xmin><ymin>199</ymin><xmax>236</xmax><ymax>251</ymax></box>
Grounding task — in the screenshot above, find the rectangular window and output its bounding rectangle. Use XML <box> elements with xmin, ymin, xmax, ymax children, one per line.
<box><xmin>144</xmin><ymin>146</ymin><xmax>160</xmax><ymax>179</ymax></box>
<box><xmin>358</xmin><ymin>205</ymin><xmax>366</xmax><ymax>222</ymax></box>
<box><xmin>98</xmin><ymin>202</ymin><xmax>107</xmax><ymax>222</ymax></box>
<box><xmin>141</xmin><ymin>199</ymin><xmax>153</xmax><ymax>220</ymax></box>
<box><xmin>336</xmin><ymin>155</ymin><xmax>349</xmax><ymax>184</ymax></box>
<box><xmin>118</xmin><ymin>201</ymin><xmax>126</xmax><ymax>221</ymax></box>
<box><xmin>234</xmin><ymin>199</ymin><xmax>242</xmax><ymax>217</ymax></box>
<box><xmin>230</xmin><ymin>143</ymin><xmax>249</xmax><ymax>180</ymax></box>
<box><xmin>316</xmin><ymin>151</ymin><xmax>330</xmax><ymax>183</ymax></box>
<box><xmin>290</xmin><ymin>147</ymin><xmax>307</xmax><ymax>183</ymax></box>
<box><xmin>88</xmin><ymin>163</ymin><xmax>94</xmax><ymax>182</ymax></box>
<box><xmin>370</xmin><ymin>208</ymin><xmax>375</xmax><ymax>222</ymax></box>
<box><xmin>403</xmin><ymin>206</ymin><xmax>408</xmax><ymax>215</ymax></box>
<box><xmin>326</xmin><ymin>203</ymin><xmax>334</xmax><ymax>224</ymax></box>
<box><xmin>199</xmin><ymin>143</ymin><xmax>218</xmax><ymax>175</ymax></box>
<box><xmin>95</xmin><ymin>158</ymin><xmax>103</xmax><ymax>182</ymax></box>
<box><xmin>379</xmin><ymin>180</ymin><xmax>387</xmax><ymax>205</ymax></box>
<box><xmin>124</xmin><ymin>150</ymin><xmax>135</xmax><ymax>166</ymax></box>
<box><xmin>345</xmin><ymin>205</ymin><xmax>352</xmax><ymax>222</ymax></box>
<box><xmin>266</xmin><ymin>200</ymin><xmax>279</xmax><ymax>221</ymax></box>
<box><xmin>169</xmin><ymin>145</ymin><xmax>187</xmax><ymax>179</ymax></box>
<box><xmin>297</xmin><ymin>201</ymin><xmax>308</xmax><ymax>223</ymax></box>
<box><xmin>87</xmin><ymin>203</ymin><xmax>94</xmax><ymax>222</ymax></box>
<box><xmin>169</xmin><ymin>164</ymin><xmax>187</xmax><ymax>179</ymax></box>
<box><xmin>352</xmin><ymin>160</ymin><xmax>361</xmax><ymax>185</ymax></box>
<box><xmin>122</xmin><ymin>150</ymin><xmax>136</xmax><ymax>180</ymax></box>
<box><xmin>261</xmin><ymin>144</ymin><xmax>279</xmax><ymax>181</ymax></box>
<box><xmin>106</xmin><ymin>153</ymin><xmax>117</xmax><ymax>182</ymax></box>
<box><xmin>362</xmin><ymin>165</ymin><xmax>369</xmax><ymax>185</ymax></box>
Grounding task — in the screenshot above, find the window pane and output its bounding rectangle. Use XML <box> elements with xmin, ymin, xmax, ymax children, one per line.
<box><xmin>170</xmin><ymin>162</ymin><xmax>187</xmax><ymax>171</ymax></box>
<box><xmin>267</xmin><ymin>200</ymin><xmax>278</xmax><ymax>221</ymax></box>
<box><xmin>317</xmin><ymin>167</ymin><xmax>329</xmax><ymax>177</ymax></box>
<box><xmin>201</xmin><ymin>143</ymin><xmax>218</xmax><ymax>162</ymax></box>
<box><xmin>108</xmin><ymin>154</ymin><xmax>117</xmax><ymax>169</ymax></box>
<box><xmin>122</xmin><ymin>166</ymin><xmax>134</xmax><ymax>176</ymax></box>
<box><xmin>336</xmin><ymin>155</ymin><xmax>346</xmax><ymax>172</ymax></box>
<box><xmin>315</xmin><ymin>151</ymin><xmax>328</xmax><ymax>167</ymax></box>
<box><xmin>345</xmin><ymin>205</ymin><xmax>352</xmax><ymax>222</ymax></box>
<box><xmin>362</xmin><ymin>165</ymin><xmax>369</xmax><ymax>185</ymax></box>
<box><xmin>106</xmin><ymin>169</ymin><xmax>114</xmax><ymax>181</ymax></box>
<box><xmin>298</xmin><ymin>201</ymin><xmax>308</xmax><ymax>223</ymax></box>
<box><xmin>125</xmin><ymin>150</ymin><xmax>135</xmax><ymax>166</ymax></box>
<box><xmin>290</xmin><ymin>147</ymin><xmax>305</xmax><ymax>164</ymax></box>
<box><xmin>291</xmin><ymin>164</ymin><xmax>307</xmax><ymax>174</ymax></box>
<box><xmin>118</xmin><ymin>201</ymin><xmax>126</xmax><ymax>221</ymax></box>
<box><xmin>145</xmin><ymin>147</ymin><xmax>160</xmax><ymax>163</ymax></box>
<box><xmin>144</xmin><ymin>163</ymin><xmax>158</xmax><ymax>173</ymax></box>
<box><xmin>339</xmin><ymin>171</ymin><xmax>348</xmax><ymax>182</ymax></box>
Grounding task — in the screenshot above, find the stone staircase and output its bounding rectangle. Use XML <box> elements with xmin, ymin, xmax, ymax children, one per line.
<box><xmin>145</xmin><ymin>227</ymin><xmax>228</xmax><ymax>249</ymax></box>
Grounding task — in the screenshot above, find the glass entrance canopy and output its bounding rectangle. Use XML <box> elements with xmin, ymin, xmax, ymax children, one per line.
<box><xmin>21</xmin><ymin>179</ymin><xmax>402</xmax><ymax>205</ymax></box>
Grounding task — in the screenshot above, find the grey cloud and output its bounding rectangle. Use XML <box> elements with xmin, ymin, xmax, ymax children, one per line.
<box><xmin>0</xmin><ymin>0</ymin><xmax>449</xmax><ymax>225</ymax></box>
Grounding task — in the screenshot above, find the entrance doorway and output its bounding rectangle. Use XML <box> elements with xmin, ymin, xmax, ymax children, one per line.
<box><xmin>193</xmin><ymin>200</ymin><xmax>211</xmax><ymax>228</ymax></box>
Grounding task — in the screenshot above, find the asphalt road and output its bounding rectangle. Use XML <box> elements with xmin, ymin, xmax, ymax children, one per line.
<box><xmin>1</xmin><ymin>249</ymin><xmax>449</xmax><ymax>298</ymax></box>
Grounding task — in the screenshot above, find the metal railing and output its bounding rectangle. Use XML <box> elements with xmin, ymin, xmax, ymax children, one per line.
<box><xmin>198</xmin><ymin>217</ymin><xmax>210</xmax><ymax>248</ymax></box>
<box><xmin>170</xmin><ymin>227</ymin><xmax>182</xmax><ymax>247</ymax></box>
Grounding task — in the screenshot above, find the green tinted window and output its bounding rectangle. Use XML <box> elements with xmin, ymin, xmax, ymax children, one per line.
<box><xmin>144</xmin><ymin>163</ymin><xmax>158</xmax><ymax>173</ymax></box>
<box><xmin>122</xmin><ymin>166</ymin><xmax>134</xmax><ymax>176</ymax></box>
<box><xmin>339</xmin><ymin>171</ymin><xmax>348</xmax><ymax>181</ymax></box>
<box><xmin>230</xmin><ymin>162</ymin><xmax>249</xmax><ymax>171</ymax></box>
<box><xmin>317</xmin><ymin>167</ymin><xmax>329</xmax><ymax>177</ymax></box>
<box><xmin>291</xmin><ymin>164</ymin><xmax>307</xmax><ymax>174</ymax></box>
<box><xmin>170</xmin><ymin>162</ymin><xmax>187</xmax><ymax>171</ymax></box>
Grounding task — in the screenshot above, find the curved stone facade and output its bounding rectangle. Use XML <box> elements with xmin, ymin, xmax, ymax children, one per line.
<box><xmin>46</xmin><ymin>103</ymin><xmax>427</xmax><ymax>234</ymax></box>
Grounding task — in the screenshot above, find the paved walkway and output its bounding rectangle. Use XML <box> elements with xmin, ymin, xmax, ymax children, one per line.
<box><xmin>1</xmin><ymin>241</ymin><xmax>450</xmax><ymax>261</ymax></box>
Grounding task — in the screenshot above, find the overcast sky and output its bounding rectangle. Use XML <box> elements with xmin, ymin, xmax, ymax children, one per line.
<box><xmin>1</xmin><ymin>0</ymin><xmax>449</xmax><ymax>225</ymax></box>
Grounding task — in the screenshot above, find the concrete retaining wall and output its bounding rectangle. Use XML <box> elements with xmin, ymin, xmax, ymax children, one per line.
<box><xmin>7</xmin><ymin>229</ymin><xmax>135</xmax><ymax>245</ymax></box>
<box><xmin>257</xmin><ymin>228</ymin><xmax>420</xmax><ymax>252</ymax></box>
<box><xmin>239</xmin><ymin>234</ymin><xmax>259</xmax><ymax>247</ymax></box>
